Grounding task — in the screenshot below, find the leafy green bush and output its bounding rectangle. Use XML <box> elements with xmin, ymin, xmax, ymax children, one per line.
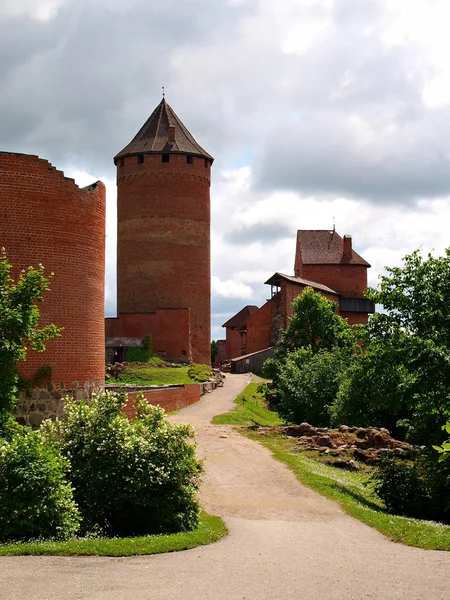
<box><xmin>40</xmin><ymin>391</ymin><xmax>202</xmax><ymax>537</ymax></box>
<box><xmin>330</xmin><ymin>350</ymin><xmax>411</xmax><ymax>435</ymax></box>
<box><xmin>125</xmin><ymin>347</ymin><xmax>152</xmax><ymax>362</ymax></box>
<box><xmin>0</xmin><ymin>432</ymin><xmax>80</xmax><ymax>541</ymax></box>
<box><xmin>187</xmin><ymin>363</ymin><xmax>212</xmax><ymax>382</ymax></box>
<box><xmin>273</xmin><ymin>347</ymin><xmax>347</xmax><ymax>427</ymax></box>
<box><xmin>374</xmin><ymin>451</ymin><xmax>450</xmax><ymax>523</ymax></box>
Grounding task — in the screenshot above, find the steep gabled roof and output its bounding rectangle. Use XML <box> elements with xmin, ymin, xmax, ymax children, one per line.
<box><xmin>295</xmin><ymin>230</ymin><xmax>370</xmax><ymax>267</ymax></box>
<box><xmin>265</xmin><ymin>272</ymin><xmax>339</xmax><ymax>296</ymax></box>
<box><xmin>114</xmin><ymin>98</ymin><xmax>214</xmax><ymax>163</ymax></box>
<box><xmin>222</xmin><ymin>305</ymin><xmax>259</xmax><ymax>328</ymax></box>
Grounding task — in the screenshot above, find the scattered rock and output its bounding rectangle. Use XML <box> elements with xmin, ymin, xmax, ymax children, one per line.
<box><xmin>338</xmin><ymin>425</ymin><xmax>350</xmax><ymax>433</ymax></box>
<box><xmin>317</xmin><ymin>435</ymin><xmax>334</xmax><ymax>448</ymax></box>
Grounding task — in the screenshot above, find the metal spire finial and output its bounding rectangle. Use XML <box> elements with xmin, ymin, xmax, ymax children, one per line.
<box><xmin>162</xmin><ymin>86</ymin><xmax>165</xmax><ymax>98</ymax></box>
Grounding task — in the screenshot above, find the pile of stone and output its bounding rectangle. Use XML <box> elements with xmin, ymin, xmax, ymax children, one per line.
<box><xmin>268</xmin><ymin>422</ymin><xmax>412</xmax><ymax>471</ymax></box>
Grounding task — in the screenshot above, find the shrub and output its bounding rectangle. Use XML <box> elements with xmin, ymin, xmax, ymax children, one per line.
<box><xmin>188</xmin><ymin>363</ymin><xmax>212</xmax><ymax>382</ymax></box>
<box><xmin>274</xmin><ymin>347</ymin><xmax>347</xmax><ymax>427</ymax></box>
<box><xmin>125</xmin><ymin>347</ymin><xmax>152</xmax><ymax>362</ymax></box>
<box><xmin>0</xmin><ymin>432</ymin><xmax>80</xmax><ymax>541</ymax></box>
<box><xmin>330</xmin><ymin>351</ymin><xmax>410</xmax><ymax>435</ymax></box>
<box><xmin>374</xmin><ymin>451</ymin><xmax>450</xmax><ymax>523</ymax></box>
<box><xmin>40</xmin><ymin>391</ymin><xmax>203</xmax><ymax>537</ymax></box>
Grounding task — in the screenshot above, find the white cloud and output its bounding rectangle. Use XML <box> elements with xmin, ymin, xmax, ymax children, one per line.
<box><xmin>211</xmin><ymin>276</ymin><xmax>253</xmax><ymax>299</ymax></box>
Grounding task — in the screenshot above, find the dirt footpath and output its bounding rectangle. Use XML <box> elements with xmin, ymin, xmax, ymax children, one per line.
<box><xmin>1</xmin><ymin>374</ymin><xmax>450</xmax><ymax>600</ymax></box>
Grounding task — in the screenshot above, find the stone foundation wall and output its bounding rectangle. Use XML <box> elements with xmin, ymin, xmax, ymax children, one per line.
<box><xmin>15</xmin><ymin>380</ymin><xmax>104</xmax><ymax>428</ymax></box>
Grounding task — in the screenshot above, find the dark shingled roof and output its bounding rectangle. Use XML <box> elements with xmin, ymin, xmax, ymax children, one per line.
<box><xmin>296</xmin><ymin>230</ymin><xmax>370</xmax><ymax>267</ymax></box>
<box><xmin>222</xmin><ymin>305</ymin><xmax>259</xmax><ymax>329</ymax></box>
<box><xmin>114</xmin><ymin>98</ymin><xmax>214</xmax><ymax>163</ymax></box>
<box><xmin>265</xmin><ymin>272</ymin><xmax>339</xmax><ymax>296</ymax></box>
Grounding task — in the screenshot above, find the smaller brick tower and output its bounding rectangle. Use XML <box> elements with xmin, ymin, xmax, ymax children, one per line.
<box><xmin>107</xmin><ymin>98</ymin><xmax>213</xmax><ymax>364</ymax></box>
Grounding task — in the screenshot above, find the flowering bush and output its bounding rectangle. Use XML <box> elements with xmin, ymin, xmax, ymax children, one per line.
<box><xmin>40</xmin><ymin>391</ymin><xmax>202</xmax><ymax>537</ymax></box>
<box><xmin>0</xmin><ymin>432</ymin><xmax>80</xmax><ymax>541</ymax></box>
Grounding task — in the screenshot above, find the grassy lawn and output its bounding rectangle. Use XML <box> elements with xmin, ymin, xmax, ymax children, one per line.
<box><xmin>244</xmin><ymin>430</ymin><xmax>450</xmax><ymax>551</ymax></box>
<box><xmin>118</xmin><ymin>365</ymin><xmax>194</xmax><ymax>386</ymax></box>
<box><xmin>112</xmin><ymin>363</ymin><xmax>212</xmax><ymax>387</ymax></box>
<box><xmin>0</xmin><ymin>512</ymin><xmax>227</xmax><ymax>557</ymax></box>
<box><xmin>211</xmin><ymin>382</ymin><xmax>284</xmax><ymax>426</ymax></box>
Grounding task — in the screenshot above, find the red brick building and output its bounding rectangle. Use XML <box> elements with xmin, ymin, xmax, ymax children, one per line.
<box><xmin>220</xmin><ymin>229</ymin><xmax>374</xmax><ymax>360</ymax></box>
<box><xmin>0</xmin><ymin>152</ymin><xmax>106</xmax><ymax>426</ymax></box>
<box><xmin>221</xmin><ymin>305</ymin><xmax>259</xmax><ymax>359</ymax></box>
<box><xmin>105</xmin><ymin>98</ymin><xmax>214</xmax><ymax>364</ymax></box>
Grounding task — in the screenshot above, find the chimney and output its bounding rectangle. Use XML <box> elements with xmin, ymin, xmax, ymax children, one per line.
<box><xmin>168</xmin><ymin>126</ymin><xmax>176</xmax><ymax>143</ymax></box>
<box><xmin>343</xmin><ymin>235</ymin><xmax>352</xmax><ymax>258</ymax></box>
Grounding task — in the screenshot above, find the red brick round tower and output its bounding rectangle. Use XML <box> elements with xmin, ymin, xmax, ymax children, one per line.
<box><xmin>0</xmin><ymin>152</ymin><xmax>106</xmax><ymax>426</ymax></box>
<box><xmin>113</xmin><ymin>99</ymin><xmax>213</xmax><ymax>364</ymax></box>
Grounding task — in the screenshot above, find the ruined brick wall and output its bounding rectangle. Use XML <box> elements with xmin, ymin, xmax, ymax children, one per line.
<box><xmin>116</xmin><ymin>153</ymin><xmax>211</xmax><ymax>365</ymax></box>
<box><xmin>105</xmin><ymin>309</ymin><xmax>191</xmax><ymax>360</ymax></box>
<box><xmin>0</xmin><ymin>152</ymin><xmax>106</xmax><ymax>426</ymax></box>
<box><xmin>301</xmin><ymin>264</ymin><xmax>368</xmax><ymax>299</ymax></box>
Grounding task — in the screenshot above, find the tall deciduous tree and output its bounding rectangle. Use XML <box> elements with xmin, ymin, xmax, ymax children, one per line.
<box><xmin>0</xmin><ymin>249</ymin><xmax>61</xmax><ymax>428</ymax></box>
<box><xmin>279</xmin><ymin>286</ymin><xmax>353</xmax><ymax>355</ymax></box>
<box><xmin>336</xmin><ymin>248</ymin><xmax>450</xmax><ymax>443</ymax></box>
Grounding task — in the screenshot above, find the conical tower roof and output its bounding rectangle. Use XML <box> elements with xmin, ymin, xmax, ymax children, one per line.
<box><xmin>114</xmin><ymin>98</ymin><xmax>214</xmax><ymax>164</ymax></box>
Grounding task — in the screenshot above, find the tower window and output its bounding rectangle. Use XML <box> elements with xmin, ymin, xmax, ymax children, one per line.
<box><xmin>204</xmin><ymin>159</ymin><xmax>209</xmax><ymax>167</ymax></box>
<box><xmin>186</xmin><ymin>155</ymin><xmax>193</xmax><ymax>165</ymax></box>
<box><xmin>119</xmin><ymin>159</ymin><xmax>124</xmax><ymax>167</ymax></box>
<box><xmin>137</xmin><ymin>155</ymin><xmax>144</xmax><ymax>164</ymax></box>
<box><xmin>162</xmin><ymin>154</ymin><xmax>170</xmax><ymax>163</ymax></box>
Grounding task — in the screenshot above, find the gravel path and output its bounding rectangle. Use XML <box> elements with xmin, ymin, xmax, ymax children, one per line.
<box><xmin>1</xmin><ymin>373</ymin><xmax>450</xmax><ymax>600</ymax></box>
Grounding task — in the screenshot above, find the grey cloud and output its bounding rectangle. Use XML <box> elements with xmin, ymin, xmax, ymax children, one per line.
<box><xmin>253</xmin><ymin>108</ymin><xmax>450</xmax><ymax>202</ymax></box>
<box><xmin>0</xmin><ymin>0</ymin><xmax>249</xmax><ymax>173</ymax></box>
<box><xmin>225</xmin><ymin>223</ymin><xmax>292</xmax><ymax>245</ymax></box>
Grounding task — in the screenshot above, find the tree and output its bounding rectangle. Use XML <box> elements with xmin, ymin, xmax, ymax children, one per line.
<box><xmin>263</xmin><ymin>287</ymin><xmax>356</xmax><ymax>423</ymax></box>
<box><xmin>337</xmin><ymin>247</ymin><xmax>450</xmax><ymax>443</ymax></box>
<box><xmin>0</xmin><ymin>249</ymin><xmax>61</xmax><ymax>430</ymax></box>
<box><xmin>280</xmin><ymin>287</ymin><xmax>353</xmax><ymax>355</ymax></box>
<box><xmin>211</xmin><ymin>340</ymin><xmax>218</xmax><ymax>363</ymax></box>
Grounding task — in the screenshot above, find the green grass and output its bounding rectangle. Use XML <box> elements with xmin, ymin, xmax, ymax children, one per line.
<box><xmin>0</xmin><ymin>512</ymin><xmax>227</xmax><ymax>556</ymax></box>
<box><xmin>211</xmin><ymin>383</ymin><xmax>284</xmax><ymax>426</ymax></box>
<box><xmin>118</xmin><ymin>365</ymin><xmax>194</xmax><ymax>386</ymax></box>
<box><xmin>115</xmin><ymin>363</ymin><xmax>212</xmax><ymax>387</ymax></box>
<box><xmin>244</xmin><ymin>430</ymin><xmax>450</xmax><ymax>551</ymax></box>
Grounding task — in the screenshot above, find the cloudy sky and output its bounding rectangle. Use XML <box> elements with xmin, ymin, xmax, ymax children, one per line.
<box><xmin>2</xmin><ymin>0</ymin><xmax>450</xmax><ymax>340</ymax></box>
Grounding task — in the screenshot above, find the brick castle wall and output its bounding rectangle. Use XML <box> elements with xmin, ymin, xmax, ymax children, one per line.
<box><xmin>105</xmin><ymin>308</ymin><xmax>191</xmax><ymax>360</ymax></box>
<box><xmin>116</xmin><ymin>153</ymin><xmax>211</xmax><ymax>365</ymax></box>
<box><xmin>0</xmin><ymin>152</ymin><xmax>106</xmax><ymax>426</ymax></box>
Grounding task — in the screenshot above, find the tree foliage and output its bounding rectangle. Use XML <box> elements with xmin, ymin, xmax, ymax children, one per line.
<box><xmin>274</xmin><ymin>347</ymin><xmax>348</xmax><ymax>427</ymax></box>
<box><xmin>263</xmin><ymin>287</ymin><xmax>356</xmax><ymax>425</ymax></box>
<box><xmin>280</xmin><ymin>287</ymin><xmax>353</xmax><ymax>355</ymax></box>
<box><xmin>0</xmin><ymin>249</ymin><xmax>61</xmax><ymax>425</ymax></box>
<box><xmin>337</xmin><ymin>248</ymin><xmax>450</xmax><ymax>443</ymax></box>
